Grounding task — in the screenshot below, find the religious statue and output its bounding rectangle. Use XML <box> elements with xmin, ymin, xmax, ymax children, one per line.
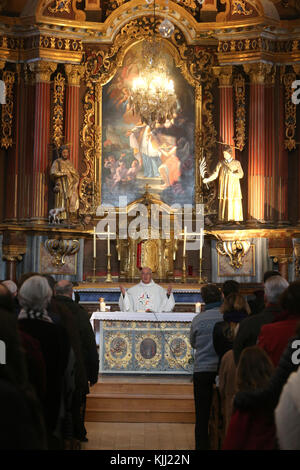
<box><xmin>201</xmin><ymin>146</ymin><xmax>244</xmax><ymax>222</ymax></box>
<box><xmin>50</xmin><ymin>145</ymin><xmax>79</xmax><ymax>221</ymax></box>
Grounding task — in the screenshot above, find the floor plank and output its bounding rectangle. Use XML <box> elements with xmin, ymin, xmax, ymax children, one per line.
<box><xmin>82</xmin><ymin>422</ymin><xmax>195</xmax><ymax>450</ymax></box>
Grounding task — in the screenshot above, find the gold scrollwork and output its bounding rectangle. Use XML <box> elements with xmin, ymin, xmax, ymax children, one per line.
<box><xmin>44</xmin><ymin>238</ymin><xmax>80</xmax><ymax>266</ymax></box>
<box><xmin>283</xmin><ymin>72</ymin><xmax>297</xmax><ymax>152</ymax></box>
<box><xmin>165</xmin><ymin>333</ymin><xmax>193</xmax><ymax>370</ymax></box>
<box><xmin>135</xmin><ymin>333</ymin><xmax>162</xmax><ymax>369</ymax></box>
<box><xmin>233</xmin><ymin>73</ymin><xmax>246</xmax><ymax>151</ymax></box>
<box><xmin>48</xmin><ymin>0</ymin><xmax>71</xmax><ymax>13</ymax></box>
<box><xmin>216</xmin><ymin>240</ymin><xmax>251</xmax><ymax>270</ymax></box>
<box><xmin>232</xmin><ymin>0</ymin><xmax>253</xmax><ymax>16</ymax></box>
<box><xmin>1</xmin><ymin>71</ymin><xmax>14</xmax><ymax>149</ymax></box>
<box><xmin>52</xmin><ymin>72</ymin><xmax>65</xmax><ymax>149</ymax></box>
<box><xmin>104</xmin><ymin>332</ymin><xmax>132</xmax><ymax>369</ymax></box>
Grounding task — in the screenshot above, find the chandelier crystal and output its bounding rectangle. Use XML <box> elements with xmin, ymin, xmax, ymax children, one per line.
<box><xmin>129</xmin><ymin>40</ymin><xmax>177</xmax><ymax>129</ymax></box>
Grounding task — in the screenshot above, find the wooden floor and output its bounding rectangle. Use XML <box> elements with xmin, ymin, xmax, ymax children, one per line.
<box><xmin>81</xmin><ymin>422</ymin><xmax>195</xmax><ymax>450</ymax></box>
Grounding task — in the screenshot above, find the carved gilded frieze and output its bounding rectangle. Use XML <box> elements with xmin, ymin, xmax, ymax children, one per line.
<box><xmin>282</xmin><ymin>70</ymin><xmax>297</xmax><ymax>152</ymax></box>
<box><xmin>1</xmin><ymin>70</ymin><xmax>15</xmax><ymax>149</ymax></box>
<box><xmin>233</xmin><ymin>73</ymin><xmax>246</xmax><ymax>151</ymax></box>
<box><xmin>52</xmin><ymin>72</ymin><xmax>65</xmax><ymax>149</ymax></box>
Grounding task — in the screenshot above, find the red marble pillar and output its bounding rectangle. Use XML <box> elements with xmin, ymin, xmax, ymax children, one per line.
<box><xmin>65</xmin><ymin>65</ymin><xmax>83</xmax><ymax>170</ymax></box>
<box><xmin>244</xmin><ymin>64</ymin><xmax>272</xmax><ymax>223</ymax></box>
<box><xmin>214</xmin><ymin>66</ymin><xmax>235</xmax><ymax>158</ymax></box>
<box><xmin>264</xmin><ymin>70</ymin><xmax>276</xmax><ymax>222</ymax></box>
<box><xmin>29</xmin><ymin>61</ymin><xmax>57</xmax><ymax>223</ymax></box>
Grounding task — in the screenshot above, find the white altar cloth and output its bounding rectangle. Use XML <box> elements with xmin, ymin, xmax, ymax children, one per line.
<box><xmin>90</xmin><ymin>311</ymin><xmax>197</xmax><ymax>326</ymax></box>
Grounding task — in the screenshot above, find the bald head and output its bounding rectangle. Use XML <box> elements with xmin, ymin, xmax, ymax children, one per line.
<box><xmin>141</xmin><ymin>267</ymin><xmax>152</xmax><ymax>284</ymax></box>
<box><xmin>55</xmin><ymin>280</ymin><xmax>73</xmax><ymax>298</ymax></box>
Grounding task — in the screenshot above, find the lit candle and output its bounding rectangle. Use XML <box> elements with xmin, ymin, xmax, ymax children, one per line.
<box><xmin>200</xmin><ymin>228</ymin><xmax>203</xmax><ymax>260</ymax></box>
<box><xmin>195</xmin><ymin>302</ymin><xmax>201</xmax><ymax>313</ymax></box>
<box><xmin>183</xmin><ymin>226</ymin><xmax>187</xmax><ymax>256</ymax></box>
<box><xmin>107</xmin><ymin>224</ymin><xmax>110</xmax><ymax>256</ymax></box>
<box><xmin>93</xmin><ymin>227</ymin><xmax>96</xmax><ymax>258</ymax></box>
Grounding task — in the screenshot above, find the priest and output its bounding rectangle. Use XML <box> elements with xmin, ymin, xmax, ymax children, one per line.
<box><xmin>119</xmin><ymin>266</ymin><xmax>175</xmax><ymax>313</ymax></box>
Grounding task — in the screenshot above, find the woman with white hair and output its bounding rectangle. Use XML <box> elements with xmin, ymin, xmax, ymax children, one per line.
<box><xmin>18</xmin><ymin>275</ymin><xmax>72</xmax><ymax>449</ymax></box>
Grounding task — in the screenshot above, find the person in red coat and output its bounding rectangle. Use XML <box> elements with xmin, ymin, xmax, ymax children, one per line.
<box><xmin>258</xmin><ymin>281</ymin><xmax>300</xmax><ymax>367</ymax></box>
<box><xmin>223</xmin><ymin>346</ymin><xmax>276</xmax><ymax>450</ymax></box>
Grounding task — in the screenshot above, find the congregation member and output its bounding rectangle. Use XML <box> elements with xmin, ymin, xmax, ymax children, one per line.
<box><xmin>233</xmin><ymin>274</ymin><xmax>289</xmax><ymax>365</ymax></box>
<box><xmin>54</xmin><ymin>279</ymin><xmax>99</xmax><ymax>443</ymax></box>
<box><xmin>223</xmin><ymin>346</ymin><xmax>277</xmax><ymax>450</ymax></box>
<box><xmin>213</xmin><ymin>292</ymin><xmax>250</xmax><ymax>365</ymax></box>
<box><xmin>119</xmin><ymin>266</ymin><xmax>175</xmax><ymax>313</ymax></box>
<box><xmin>0</xmin><ymin>305</ymin><xmax>47</xmax><ymax>449</ymax></box>
<box><xmin>189</xmin><ymin>284</ymin><xmax>223</xmax><ymax>450</ymax></box>
<box><xmin>17</xmin><ymin>275</ymin><xmax>73</xmax><ymax>449</ymax></box>
<box><xmin>258</xmin><ymin>281</ymin><xmax>300</xmax><ymax>367</ymax></box>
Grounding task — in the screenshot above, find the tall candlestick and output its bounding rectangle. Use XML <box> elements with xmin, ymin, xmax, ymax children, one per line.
<box><xmin>93</xmin><ymin>227</ymin><xmax>96</xmax><ymax>258</ymax></box>
<box><xmin>107</xmin><ymin>224</ymin><xmax>110</xmax><ymax>256</ymax></box>
<box><xmin>200</xmin><ymin>228</ymin><xmax>203</xmax><ymax>260</ymax></box>
<box><xmin>183</xmin><ymin>226</ymin><xmax>187</xmax><ymax>256</ymax></box>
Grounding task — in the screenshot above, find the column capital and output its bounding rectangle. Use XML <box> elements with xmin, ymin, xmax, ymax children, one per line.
<box><xmin>243</xmin><ymin>63</ymin><xmax>274</xmax><ymax>85</ymax></box>
<box><xmin>65</xmin><ymin>64</ymin><xmax>85</xmax><ymax>86</ymax></box>
<box><xmin>212</xmin><ymin>66</ymin><xmax>233</xmax><ymax>86</ymax></box>
<box><xmin>29</xmin><ymin>61</ymin><xmax>57</xmax><ymax>83</ymax></box>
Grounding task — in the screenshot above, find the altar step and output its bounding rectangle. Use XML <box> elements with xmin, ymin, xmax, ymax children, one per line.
<box><xmin>86</xmin><ymin>380</ymin><xmax>195</xmax><ymax>424</ymax></box>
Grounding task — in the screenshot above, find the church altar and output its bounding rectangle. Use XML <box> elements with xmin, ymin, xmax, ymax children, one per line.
<box><xmin>90</xmin><ymin>311</ymin><xmax>196</xmax><ymax>375</ymax></box>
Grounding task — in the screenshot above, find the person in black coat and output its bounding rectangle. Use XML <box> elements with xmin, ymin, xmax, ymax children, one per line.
<box><xmin>54</xmin><ymin>279</ymin><xmax>99</xmax><ymax>442</ymax></box>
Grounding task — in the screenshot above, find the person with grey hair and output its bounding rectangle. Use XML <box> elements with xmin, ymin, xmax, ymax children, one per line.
<box><xmin>2</xmin><ymin>280</ymin><xmax>17</xmax><ymax>297</ymax></box>
<box><xmin>54</xmin><ymin>279</ymin><xmax>99</xmax><ymax>443</ymax></box>
<box><xmin>18</xmin><ymin>275</ymin><xmax>72</xmax><ymax>449</ymax></box>
<box><xmin>233</xmin><ymin>275</ymin><xmax>289</xmax><ymax>365</ymax></box>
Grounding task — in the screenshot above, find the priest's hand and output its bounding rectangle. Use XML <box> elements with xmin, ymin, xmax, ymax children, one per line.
<box><xmin>120</xmin><ymin>285</ymin><xmax>126</xmax><ymax>297</ymax></box>
<box><xmin>167</xmin><ymin>285</ymin><xmax>172</xmax><ymax>297</ymax></box>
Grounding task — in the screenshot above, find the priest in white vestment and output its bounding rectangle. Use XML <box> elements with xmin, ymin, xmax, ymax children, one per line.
<box><xmin>119</xmin><ymin>267</ymin><xmax>175</xmax><ymax>313</ymax></box>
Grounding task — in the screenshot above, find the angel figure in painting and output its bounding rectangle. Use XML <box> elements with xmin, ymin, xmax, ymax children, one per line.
<box><xmin>202</xmin><ymin>146</ymin><xmax>244</xmax><ymax>222</ymax></box>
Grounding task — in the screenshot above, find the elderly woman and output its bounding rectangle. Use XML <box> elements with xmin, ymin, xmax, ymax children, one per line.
<box><xmin>18</xmin><ymin>275</ymin><xmax>72</xmax><ymax>449</ymax></box>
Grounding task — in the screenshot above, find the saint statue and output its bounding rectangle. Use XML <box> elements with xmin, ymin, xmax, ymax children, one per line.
<box><xmin>202</xmin><ymin>146</ymin><xmax>244</xmax><ymax>222</ymax></box>
<box><xmin>50</xmin><ymin>145</ymin><xmax>79</xmax><ymax>220</ymax></box>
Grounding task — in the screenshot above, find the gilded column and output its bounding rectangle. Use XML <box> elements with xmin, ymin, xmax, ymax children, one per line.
<box><xmin>29</xmin><ymin>61</ymin><xmax>57</xmax><ymax>223</ymax></box>
<box><xmin>213</xmin><ymin>66</ymin><xmax>235</xmax><ymax>157</ymax></box>
<box><xmin>3</xmin><ymin>69</ymin><xmax>17</xmax><ymax>222</ymax></box>
<box><xmin>244</xmin><ymin>63</ymin><xmax>272</xmax><ymax>224</ymax></box>
<box><xmin>65</xmin><ymin>65</ymin><xmax>84</xmax><ymax>170</ymax></box>
<box><xmin>278</xmin><ymin>67</ymin><xmax>292</xmax><ymax>225</ymax></box>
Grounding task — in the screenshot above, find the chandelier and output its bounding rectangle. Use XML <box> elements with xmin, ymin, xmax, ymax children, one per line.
<box><xmin>129</xmin><ymin>1</ymin><xmax>178</xmax><ymax>129</ymax></box>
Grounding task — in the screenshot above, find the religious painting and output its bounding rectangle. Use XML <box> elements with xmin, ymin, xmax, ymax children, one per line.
<box><xmin>100</xmin><ymin>42</ymin><xmax>195</xmax><ymax>208</ymax></box>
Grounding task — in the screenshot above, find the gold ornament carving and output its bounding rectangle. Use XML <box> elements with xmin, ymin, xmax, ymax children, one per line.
<box><xmin>1</xmin><ymin>71</ymin><xmax>14</xmax><ymax>149</ymax></box>
<box><xmin>104</xmin><ymin>331</ymin><xmax>132</xmax><ymax>369</ymax></box>
<box><xmin>243</xmin><ymin>63</ymin><xmax>273</xmax><ymax>85</ymax></box>
<box><xmin>233</xmin><ymin>73</ymin><xmax>246</xmax><ymax>151</ymax></box>
<box><xmin>232</xmin><ymin>0</ymin><xmax>253</xmax><ymax>16</ymax></box>
<box><xmin>216</xmin><ymin>240</ymin><xmax>251</xmax><ymax>270</ymax></box>
<box><xmin>164</xmin><ymin>332</ymin><xmax>193</xmax><ymax>370</ymax></box>
<box><xmin>44</xmin><ymin>238</ymin><xmax>80</xmax><ymax>266</ymax></box>
<box><xmin>282</xmin><ymin>71</ymin><xmax>297</xmax><ymax>152</ymax></box>
<box><xmin>29</xmin><ymin>61</ymin><xmax>57</xmax><ymax>83</ymax></box>
<box><xmin>52</xmin><ymin>72</ymin><xmax>65</xmax><ymax>149</ymax></box>
<box><xmin>294</xmin><ymin>244</ymin><xmax>300</xmax><ymax>279</ymax></box>
<box><xmin>65</xmin><ymin>64</ymin><xmax>84</xmax><ymax>86</ymax></box>
<box><xmin>48</xmin><ymin>0</ymin><xmax>71</xmax><ymax>13</ymax></box>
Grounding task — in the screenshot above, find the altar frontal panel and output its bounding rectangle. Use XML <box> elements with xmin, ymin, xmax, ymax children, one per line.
<box><xmin>100</xmin><ymin>320</ymin><xmax>194</xmax><ymax>375</ymax></box>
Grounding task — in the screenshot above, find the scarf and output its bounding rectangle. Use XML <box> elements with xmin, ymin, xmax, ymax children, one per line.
<box><xmin>18</xmin><ymin>308</ymin><xmax>53</xmax><ymax>323</ymax></box>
